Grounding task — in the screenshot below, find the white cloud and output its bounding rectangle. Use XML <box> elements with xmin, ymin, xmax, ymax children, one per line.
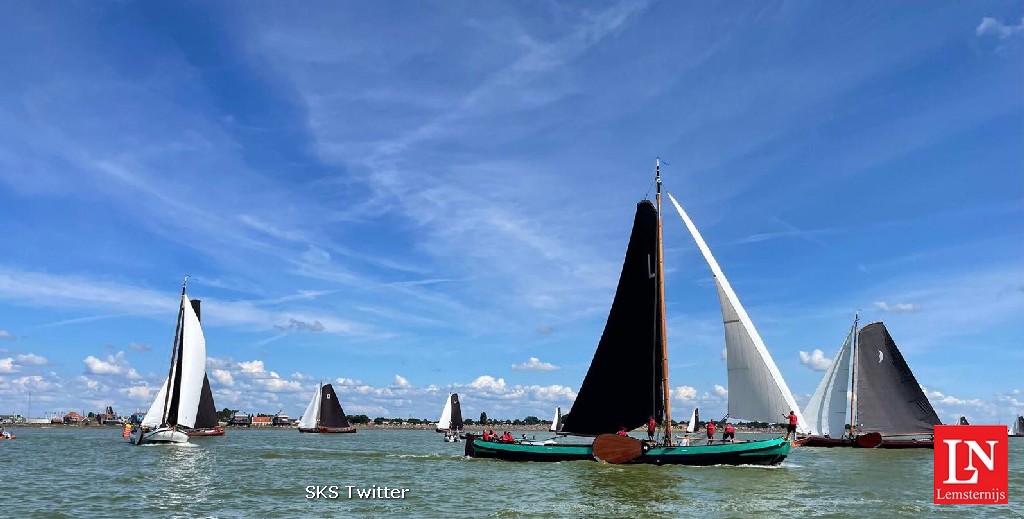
<box><xmin>0</xmin><ymin>358</ymin><xmax>18</xmax><ymax>373</ymax></box>
<box><xmin>239</xmin><ymin>360</ymin><xmax>265</xmax><ymax>374</ymax></box>
<box><xmin>799</xmin><ymin>349</ymin><xmax>832</xmax><ymax>371</ymax></box>
<box><xmin>83</xmin><ymin>351</ymin><xmax>135</xmax><ymax>376</ymax></box>
<box><xmin>0</xmin><ymin>330</ymin><xmax>14</xmax><ymax>340</ymax></box>
<box><xmin>873</xmin><ymin>301</ymin><xmax>922</xmax><ymax>313</ymax></box>
<box><xmin>212</xmin><ymin>369</ymin><xmax>234</xmax><ymax>387</ymax></box>
<box><xmin>976</xmin><ymin>17</ymin><xmax>1024</xmax><ymax>39</ymax></box>
<box><xmin>673</xmin><ymin>385</ymin><xmax>697</xmax><ymax>403</ymax></box>
<box><xmin>720</xmin><ymin>348</ymin><xmax>727</xmax><ymax>361</ymax></box>
<box><xmin>16</xmin><ymin>353</ymin><xmax>48</xmax><ymax>366</ymax></box>
<box><xmin>392</xmin><ymin>374</ymin><xmax>411</xmax><ymax>388</ymax></box>
<box><xmin>468</xmin><ymin>375</ymin><xmax>507</xmax><ymax>392</ymax></box>
<box><xmin>125</xmin><ymin>385</ymin><xmax>155</xmax><ymax>400</ymax></box>
<box><xmin>714</xmin><ymin>384</ymin><xmax>729</xmax><ymax>397</ymax></box>
<box><xmin>129</xmin><ymin>342</ymin><xmax>151</xmax><ymax>352</ymax></box>
<box><xmin>510</xmin><ymin>357</ymin><xmax>560</xmax><ymax>371</ymax></box>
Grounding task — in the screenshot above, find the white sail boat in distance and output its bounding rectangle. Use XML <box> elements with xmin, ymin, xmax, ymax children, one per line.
<box><xmin>549</xmin><ymin>407</ymin><xmax>562</xmax><ymax>433</ymax></box>
<box><xmin>131</xmin><ymin>279</ymin><xmax>207</xmax><ymax>445</ymax></box>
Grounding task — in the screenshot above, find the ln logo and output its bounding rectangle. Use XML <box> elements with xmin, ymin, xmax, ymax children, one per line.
<box><xmin>933</xmin><ymin>425</ymin><xmax>1008</xmax><ymax>504</ymax></box>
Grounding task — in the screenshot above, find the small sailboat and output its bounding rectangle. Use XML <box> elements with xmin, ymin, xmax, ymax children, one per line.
<box><xmin>131</xmin><ymin>280</ymin><xmax>207</xmax><ymax>445</ymax></box>
<box><xmin>297</xmin><ymin>383</ymin><xmax>356</xmax><ymax>434</ymax></box>
<box><xmin>1010</xmin><ymin>416</ymin><xmax>1024</xmax><ymax>438</ymax></box>
<box><xmin>549</xmin><ymin>407</ymin><xmax>562</xmax><ymax>433</ymax></box>
<box><xmin>465</xmin><ymin>162</ymin><xmax>798</xmax><ymax>465</ymax></box>
<box><xmin>958</xmin><ymin>416</ymin><xmax>970</xmax><ymax>426</ymax></box>
<box><xmin>685</xmin><ymin>407</ymin><xmax>700</xmax><ymax>434</ymax></box>
<box><xmin>801</xmin><ymin>316</ymin><xmax>941</xmax><ymax>448</ymax></box>
<box><xmin>435</xmin><ymin>393</ymin><xmax>464</xmax><ymax>442</ymax></box>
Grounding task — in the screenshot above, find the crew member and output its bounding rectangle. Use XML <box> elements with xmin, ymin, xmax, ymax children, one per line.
<box><xmin>783</xmin><ymin>410</ymin><xmax>798</xmax><ymax>441</ymax></box>
<box><xmin>723</xmin><ymin>423</ymin><xmax>735</xmax><ymax>443</ymax></box>
<box><xmin>647</xmin><ymin>416</ymin><xmax>657</xmax><ymax>442</ymax></box>
<box><xmin>706</xmin><ymin>420</ymin><xmax>716</xmax><ymax>444</ymax></box>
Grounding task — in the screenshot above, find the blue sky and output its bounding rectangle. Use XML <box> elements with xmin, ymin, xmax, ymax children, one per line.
<box><xmin>0</xmin><ymin>1</ymin><xmax>1021</xmax><ymax>423</ymax></box>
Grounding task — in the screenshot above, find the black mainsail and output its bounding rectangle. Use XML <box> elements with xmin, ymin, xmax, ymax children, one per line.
<box><xmin>318</xmin><ymin>384</ymin><xmax>351</xmax><ymax>429</ymax></box>
<box><xmin>450</xmin><ymin>393</ymin><xmax>464</xmax><ymax>430</ymax></box>
<box><xmin>855</xmin><ymin>322</ymin><xmax>941</xmax><ymax>435</ymax></box>
<box><xmin>561</xmin><ymin>200</ymin><xmax>664</xmax><ymax>436</ymax></box>
<box><xmin>194</xmin><ymin>375</ymin><xmax>219</xmax><ymax>429</ymax></box>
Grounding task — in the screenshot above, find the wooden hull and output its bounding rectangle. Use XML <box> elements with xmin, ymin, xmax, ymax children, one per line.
<box><xmin>800</xmin><ymin>433</ymin><xmax>933</xmax><ymax>449</ymax></box>
<box><xmin>464</xmin><ymin>435</ymin><xmax>790</xmax><ymax>466</ymax></box>
<box><xmin>298</xmin><ymin>426</ymin><xmax>356</xmax><ymax>434</ymax></box>
<box><xmin>187</xmin><ymin>426</ymin><xmax>225</xmax><ymax>437</ymax></box>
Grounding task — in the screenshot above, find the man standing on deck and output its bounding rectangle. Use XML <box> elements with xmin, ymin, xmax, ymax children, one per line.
<box><xmin>783</xmin><ymin>411</ymin><xmax>798</xmax><ymax>441</ymax></box>
<box><xmin>705</xmin><ymin>420</ymin><xmax>716</xmax><ymax>445</ymax></box>
<box><xmin>647</xmin><ymin>416</ymin><xmax>657</xmax><ymax>442</ymax></box>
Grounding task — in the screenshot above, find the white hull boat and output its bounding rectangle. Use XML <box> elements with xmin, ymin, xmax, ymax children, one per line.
<box><xmin>130</xmin><ymin>426</ymin><xmax>189</xmax><ymax>445</ymax></box>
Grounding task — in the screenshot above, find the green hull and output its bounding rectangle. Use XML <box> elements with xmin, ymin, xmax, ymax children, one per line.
<box><xmin>465</xmin><ymin>436</ymin><xmax>790</xmax><ymax>466</ymax></box>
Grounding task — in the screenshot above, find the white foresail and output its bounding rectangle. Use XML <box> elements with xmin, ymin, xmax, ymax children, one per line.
<box><xmin>549</xmin><ymin>407</ymin><xmax>561</xmax><ymax>432</ymax></box>
<box><xmin>685</xmin><ymin>407</ymin><xmax>698</xmax><ymax>433</ymax></box>
<box><xmin>802</xmin><ymin>328</ymin><xmax>853</xmax><ymax>436</ymax></box>
<box><xmin>668</xmin><ymin>193</ymin><xmax>809</xmax><ymax>433</ymax></box>
<box><xmin>141</xmin><ymin>378</ymin><xmax>169</xmax><ymax>428</ymax></box>
<box><xmin>437</xmin><ymin>393</ymin><xmax>453</xmax><ymax>430</ymax></box>
<box><xmin>173</xmin><ymin>294</ymin><xmax>207</xmax><ymax>428</ymax></box>
<box><xmin>298</xmin><ymin>385</ymin><xmax>321</xmax><ymax>429</ymax></box>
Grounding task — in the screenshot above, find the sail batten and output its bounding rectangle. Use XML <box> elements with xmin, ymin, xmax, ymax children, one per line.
<box><xmin>855</xmin><ymin>322</ymin><xmax>940</xmax><ymax>435</ymax></box>
<box><xmin>561</xmin><ymin>200</ymin><xmax>663</xmax><ymax>436</ymax></box>
<box><xmin>668</xmin><ymin>193</ymin><xmax>808</xmax><ymax>432</ymax></box>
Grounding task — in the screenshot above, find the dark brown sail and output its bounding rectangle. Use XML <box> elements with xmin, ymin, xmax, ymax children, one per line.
<box><xmin>194</xmin><ymin>375</ymin><xmax>219</xmax><ymax>429</ymax></box>
<box><xmin>450</xmin><ymin>393</ymin><xmax>464</xmax><ymax>430</ymax></box>
<box><xmin>318</xmin><ymin>383</ymin><xmax>351</xmax><ymax>428</ymax></box>
<box><xmin>561</xmin><ymin>200</ymin><xmax>663</xmax><ymax>436</ymax></box>
<box><xmin>855</xmin><ymin>322</ymin><xmax>941</xmax><ymax>435</ymax></box>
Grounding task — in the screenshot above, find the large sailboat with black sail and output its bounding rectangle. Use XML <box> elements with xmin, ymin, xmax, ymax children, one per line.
<box><xmin>801</xmin><ymin>316</ymin><xmax>941</xmax><ymax>448</ymax></box>
<box><xmin>298</xmin><ymin>383</ymin><xmax>356</xmax><ymax>434</ymax></box>
<box><xmin>465</xmin><ymin>161</ymin><xmax>800</xmax><ymax>465</ymax></box>
<box><xmin>435</xmin><ymin>393</ymin><xmax>464</xmax><ymax>442</ymax></box>
<box><xmin>130</xmin><ymin>279</ymin><xmax>207</xmax><ymax>445</ymax></box>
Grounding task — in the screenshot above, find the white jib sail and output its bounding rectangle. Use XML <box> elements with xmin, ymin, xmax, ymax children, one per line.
<box><xmin>298</xmin><ymin>385</ymin><xmax>321</xmax><ymax>429</ymax></box>
<box><xmin>437</xmin><ymin>393</ymin><xmax>453</xmax><ymax>430</ymax></box>
<box><xmin>550</xmin><ymin>407</ymin><xmax>561</xmax><ymax>432</ymax></box>
<box><xmin>802</xmin><ymin>327</ymin><xmax>853</xmax><ymax>436</ymax></box>
<box><xmin>141</xmin><ymin>378</ymin><xmax>169</xmax><ymax>428</ymax></box>
<box><xmin>685</xmin><ymin>407</ymin><xmax>698</xmax><ymax>433</ymax></box>
<box><xmin>668</xmin><ymin>193</ymin><xmax>809</xmax><ymax>433</ymax></box>
<box><xmin>173</xmin><ymin>294</ymin><xmax>207</xmax><ymax>428</ymax></box>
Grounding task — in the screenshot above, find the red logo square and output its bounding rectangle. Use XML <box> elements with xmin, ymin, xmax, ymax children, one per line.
<box><xmin>933</xmin><ymin>425</ymin><xmax>1008</xmax><ymax>504</ymax></box>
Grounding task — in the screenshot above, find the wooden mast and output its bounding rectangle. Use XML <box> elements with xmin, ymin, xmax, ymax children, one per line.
<box><xmin>655</xmin><ymin>159</ymin><xmax>672</xmax><ymax>445</ymax></box>
<box><xmin>847</xmin><ymin>311</ymin><xmax>859</xmax><ymax>439</ymax></box>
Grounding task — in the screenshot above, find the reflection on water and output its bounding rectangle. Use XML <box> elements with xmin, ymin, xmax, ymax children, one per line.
<box><xmin>0</xmin><ymin>428</ymin><xmax>1021</xmax><ymax>518</ymax></box>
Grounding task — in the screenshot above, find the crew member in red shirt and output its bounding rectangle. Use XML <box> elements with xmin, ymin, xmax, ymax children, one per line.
<box><xmin>783</xmin><ymin>410</ymin><xmax>798</xmax><ymax>441</ymax></box>
<box><xmin>706</xmin><ymin>420</ymin><xmax>716</xmax><ymax>444</ymax></box>
<box><xmin>723</xmin><ymin>423</ymin><xmax>735</xmax><ymax>443</ymax></box>
<box><xmin>616</xmin><ymin>427</ymin><xmax>628</xmax><ymax>437</ymax></box>
<box><xmin>647</xmin><ymin>416</ymin><xmax>657</xmax><ymax>442</ymax></box>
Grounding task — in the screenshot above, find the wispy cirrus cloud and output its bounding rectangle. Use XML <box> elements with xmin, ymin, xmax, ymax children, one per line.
<box><xmin>976</xmin><ymin>17</ymin><xmax>1024</xmax><ymax>39</ymax></box>
<box><xmin>873</xmin><ymin>301</ymin><xmax>922</xmax><ymax>313</ymax></box>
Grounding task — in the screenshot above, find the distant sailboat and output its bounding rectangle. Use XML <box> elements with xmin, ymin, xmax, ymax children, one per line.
<box><xmin>685</xmin><ymin>407</ymin><xmax>700</xmax><ymax>434</ymax></box>
<box><xmin>435</xmin><ymin>393</ymin><xmax>463</xmax><ymax>442</ymax></box>
<box><xmin>131</xmin><ymin>280</ymin><xmax>207</xmax><ymax>445</ymax></box>
<box><xmin>958</xmin><ymin>416</ymin><xmax>970</xmax><ymax>426</ymax></box>
<box><xmin>1010</xmin><ymin>416</ymin><xmax>1024</xmax><ymax>438</ymax></box>
<box><xmin>801</xmin><ymin>318</ymin><xmax>941</xmax><ymax>448</ymax></box>
<box><xmin>465</xmin><ymin>161</ymin><xmax>795</xmax><ymax>465</ymax></box>
<box><xmin>549</xmin><ymin>407</ymin><xmax>562</xmax><ymax>433</ymax></box>
<box><xmin>298</xmin><ymin>383</ymin><xmax>356</xmax><ymax>434</ymax></box>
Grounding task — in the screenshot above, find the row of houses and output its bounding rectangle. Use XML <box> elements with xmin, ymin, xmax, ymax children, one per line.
<box><xmin>227</xmin><ymin>412</ymin><xmax>295</xmax><ymax>427</ymax></box>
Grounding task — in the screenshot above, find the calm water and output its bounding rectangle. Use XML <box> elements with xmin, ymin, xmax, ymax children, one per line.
<box><xmin>1</xmin><ymin>427</ymin><xmax>1022</xmax><ymax>518</ymax></box>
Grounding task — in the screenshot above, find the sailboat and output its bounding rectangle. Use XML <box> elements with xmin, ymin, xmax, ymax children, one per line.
<box><xmin>801</xmin><ymin>317</ymin><xmax>941</xmax><ymax>448</ymax></box>
<box><xmin>435</xmin><ymin>393</ymin><xmax>464</xmax><ymax>442</ymax></box>
<box><xmin>549</xmin><ymin>407</ymin><xmax>562</xmax><ymax>433</ymax></box>
<box><xmin>1010</xmin><ymin>416</ymin><xmax>1024</xmax><ymax>438</ymax></box>
<box><xmin>130</xmin><ymin>280</ymin><xmax>207</xmax><ymax>445</ymax></box>
<box><xmin>465</xmin><ymin>162</ymin><xmax>797</xmax><ymax>465</ymax></box>
<box><xmin>297</xmin><ymin>383</ymin><xmax>356</xmax><ymax>434</ymax></box>
<box><xmin>958</xmin><ymin>416</ymin><xmax>970</xmax><ymax>426</ymax></box>
<box><xmin>685</xmin><ymin>407</ymin><xmax>700</xmax><ymax>434</ymax></box>
<box><xmin>181</xmin><ymin>299</ymin><xmax>224</xmax><ymax>438</ymax></box>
